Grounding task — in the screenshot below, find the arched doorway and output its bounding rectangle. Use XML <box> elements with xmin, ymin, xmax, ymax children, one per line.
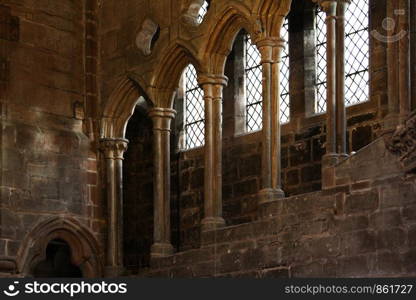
<box><xmin>33</xmin><ymin>239</ymin><xmax>82</xmax><ymax>278</ymax></box>
<box><xmin>18</xmin><ymin>217</ymin><xmax>103</xmax><ymax>278</ymax></box>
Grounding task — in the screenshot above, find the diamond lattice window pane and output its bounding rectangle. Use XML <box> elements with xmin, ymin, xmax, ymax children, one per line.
<box><xmin>247</xmin><ymin>103</ymin><xmax>263</xmax><ymax>132</ymax></box>
<box><xmin>245</xmin><ymin>35</ymin><xmax>263</xmax><ymax>132</ymax></box>
<box><xmin>246</xmin><ymin>68</ymin><xmax>262</xmax><ymax>105</ymax></box>
<box><xmin>315</xmin><ymin>1</ymin><xmax>369</xmax><ymax>113</ymax></box>
<box><xmin>184</xmin><ymin>64</ymin><xmax>205</xmax><ymax>149</ymax></box>
<box><xmin>197</xmin><ymin>1</ymin><xmax>209</xmax><ymax>24</ymax></box>
<box><xmin>280</xmin><ymin>18</ymin><xmax>290</xmax><ymax>124</ymax></box>
<box><xmin>186</xmin><ymin>121</ymin><xmax>205</xmax><ymax>149</ymax></box>
<box><xmin>345</xmin><ymin>0</ymin><xmax>369</xmax><ymax>106</ymax></box>
<box><xmin>315</xmin><ymin>8</ymin><xmax>327</xmax><ymax>113</ymax></box>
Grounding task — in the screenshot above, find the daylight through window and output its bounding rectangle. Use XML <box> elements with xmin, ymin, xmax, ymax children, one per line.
<box><xmin>280</xmin><ymin>18</ymin><xmax>290</xmax><ymax>124</ymax></box>
<box><xmin>197</xmin><ymin>1</ymin><xmax>209</xmax><ymax>24</ymax></box>
<box><xmin>184</xmin><ymin>64</ymin><xmax>205</xmax><ymax>149</ymax></box>
<box><xmin>315</xmin><ymin>0</ymin><xmax>369</xmax><ymax>113</ymax></box>
<box><xmin>245</xmin><ymin>35</ymin><xmax>263</xmax><ymax>132</ymax></box>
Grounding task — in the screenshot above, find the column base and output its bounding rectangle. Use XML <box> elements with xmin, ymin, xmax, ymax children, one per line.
<box><xmin>337</xmin><ymin>153</ymin><xmax>349</xmax><ymax>162</ymax></box>
<box><xmin>104</xmin><ymin>265</ymin><xmax>125</xmax><ymax>277</ymax></box>
<box><xmin>150</xmin><ymin>242</ymin><xmax>174</xmax><ymax>258</ymax></box>
<box><xmin>322</xmin><ymin>153</ymin><xmax>340</xmax><ymax>167</ymax></box>
<box><xmin>201</xmin><ymin>217</ymin><xmax>225</xmax><ymax>232</ymax></box>
<box><xmin>321</xmin><ymin>153</ymin><xmax>340</xmax><ymax>189</ymax></box>
<box><xmin>258</xmin><ymin>188</ymin><xmax>285</xmax><ymax>206</ymax></box>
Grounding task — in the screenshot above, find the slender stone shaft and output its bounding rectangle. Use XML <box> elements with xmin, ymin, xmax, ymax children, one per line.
<box><xmin>148</xmin><ymin>108</ymin><xmax>176</xmax><ymax>257</ymax></box>
<box><xmin>256</xmin><ymin>38</ymin><xmax>285</xmax><ymax>207</ymax></box>
<box><xmin>198</xmin><ymin>74</ymin><xmax>228</xmax><ymax>231</ymax></box>
<box><xmin>322</xmin><ymin>0</ymin><xmax>337</xmax><ymax>158</ymax></box>
<box><xmin>100</xmin><ymin>138</ymin><xmax>128</xmax><ymax>276</ymax></box>
<box><xmin>336</xmin><ymin>0</ymin><xmax>349</xmax><ymax>156</ymax></box>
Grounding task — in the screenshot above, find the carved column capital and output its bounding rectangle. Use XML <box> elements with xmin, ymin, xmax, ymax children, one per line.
<box><xmin>319</xmin><ymin>0</ymin><xmax>337</xmax><ymax>15</ymax></box>
<box><xmin>100</xmin><ymin>138</ymin><xmax>129</xmax><ymax>160</ymax></box>
<box><xmin>255</xmin><ymin>37</ymin><xmax>285</xmax><ymax>64</ymax></box>
<box><xmin>148</xmin><ymin>108</ymin><xmax>176</xmax><ymax>132</ymax></box>
<box><xmin>198</xmin><ymin>74</ymin><xmax>229</xmax><ymax>88</ymax></box>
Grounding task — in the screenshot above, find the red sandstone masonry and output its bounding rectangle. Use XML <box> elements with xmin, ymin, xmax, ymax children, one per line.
<box><xmin>135</xmin><ymin>172</ymin><xmax>416</xmax><ymax>278</ymax></box>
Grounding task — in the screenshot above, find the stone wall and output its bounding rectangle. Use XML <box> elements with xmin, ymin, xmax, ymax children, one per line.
<box><xmin>170</xmin><ymin>109</ymin><xmax>381</xmax><ymax>252</ymax></box>
<box><xmin>137</xmin><ymin>142</ymin><xmax>416</xmax><ymax>277</ymax></box>
<box><xmin>0</xmin><ymin>1</ymin><xmax>103</xmax><ymax>275</ymax></box>
<box><xmin>0</xmin><ymin>0</ymin><xmax>415</xmax><ymax>278</ymax></box>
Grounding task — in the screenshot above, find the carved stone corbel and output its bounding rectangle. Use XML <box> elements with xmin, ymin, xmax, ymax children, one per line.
<box><xmin>180</xmin><ymin>0</ymin><xmax>206</xmax><ymax>26</ymax></box>
<box><xmin>135</xmin><ymin>18</ymin><xmax>159</xmax><ymax>56</ymax></box>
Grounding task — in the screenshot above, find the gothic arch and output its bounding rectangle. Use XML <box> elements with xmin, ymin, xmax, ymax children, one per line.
<box><xmin>17</xmin><ymin>217</ymin><xmax>103</xmax><ymax>278</ymax></box>
<box><xmin>202</xmin><ymin>5</ymin><xmax>258</xmax><ymax>75</ymax></box>
<box><xmin>253</xmin><ymin>0</ymin><xmax>291</xmax><ymax>37</ymax></box>
<box><xmin>151</xmin><ymin>41</ymin><xmax>203</xmax><ymax>108</ymax></box>
<box><xmin>101</xmin><ymin>77</ymin><xmax>152</xmax><ymax>139</ymax></box>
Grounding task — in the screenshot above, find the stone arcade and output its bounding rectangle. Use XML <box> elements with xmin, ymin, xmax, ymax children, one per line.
<box><xmin>0</xmin><ymin>0</ymin><xmax>415</xmax><ymax>277</ymax></box>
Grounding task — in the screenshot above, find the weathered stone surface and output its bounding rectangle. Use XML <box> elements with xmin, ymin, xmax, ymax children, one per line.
<box><xmin>1</xmin><ymin>0</ymin><xmax>414</xmax><ymax>279</ymax></box>
<box><xmin>345</xmin><ymin>191</ymin><xmax>379</xmax><ymax>213</ymax></box>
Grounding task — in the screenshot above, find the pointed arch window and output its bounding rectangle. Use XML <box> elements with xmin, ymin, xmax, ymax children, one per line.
<box><xmin>280</xmin><ymin>18</ymin><xmax>290</xmax><ymax>124</ymax></box>
<box><xmin>184</xmin><ymin>64</ymin><xmax>205</xmax><ymax>149</ymax></box>
<box><xmin>315</xmin><ymin>0</ymin><xmax>369</xmax><ymax>113</ymax></box>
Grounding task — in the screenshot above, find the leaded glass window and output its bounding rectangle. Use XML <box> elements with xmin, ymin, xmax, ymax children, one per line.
<box><xmin>184</xmin><ymin>64</ymin><xmax>205</xmax><ymax>149</ymax></box>
<box><xmin>280</xmin><ymin>18</ymin><xmax>290</xmax><ymax>124</ymax></box>
<box><xmin>345</xmin><ymin>0</ymin><xmax>369</xmax><ymax>105</ymax></box>
<box><xmin>197</xmin><ymin>1</ymin><xmax>209</xmax><ymax>24</ymax></box>
<box><xmin>245</xmin><ymin>35</ymin><xmax>263</xmax><ymax>132</ymax></box>
<box><xmin>316</xmin><ymin>8</ymin><xmax>327</xmax><ymax>113</ymax></box>
<box><xmin>315</xmin><ymin>0</ymin><xmax>369</xmax><ymax>113</ymax></box>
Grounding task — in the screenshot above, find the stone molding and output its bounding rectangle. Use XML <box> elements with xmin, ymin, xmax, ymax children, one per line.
<box><xmin>17</xmin><ymin>217</ymin><xmax>103</xmax><ymax>277</ymax></box>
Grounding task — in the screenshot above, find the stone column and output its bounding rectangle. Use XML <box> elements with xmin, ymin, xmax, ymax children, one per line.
<box><xmin>398</xmin><ymin>0</ymin><xmax>411</xmax><ymax>121</ymax></box>
<box><xmin>336</xmin><ymin>0</ymin><xmax>349</xmax><ymax>157</ymax></box>
<box><xmin>148</xmin><ymin>108</ymin><xmax>176</xmax><ymax>257</ymax></box>
<box><xmin>322</xmin><ymin>0</ymin><xmax>337</xmax><ymax>162</ymax></box>
<box><xmin>412</xmin><ymin>0</ymin><xmax>416</xmax><ymax>111</ymax></box>
<box><xmin>256</xmin><ymin>38</ymin><xmax>285</xmax><ymax>207</ymax></box>
<box><xmin>320</xmin><ymin>0</ymin><xmax>338</xmax><ymax>188</ymax></box>
<box><xmin>198</xmin><ymin>74</ymin><xmax>228</xmax><ymax>232</ymax></box>
<box><xmin>100</xmin><ymin>138</ymin><xmax>128</xmax><ymax>277</ymax></box>
<box><xmin>386</xmin><ymin>0</ymin><xmax>411</xmax><ymax>128</ymax></box>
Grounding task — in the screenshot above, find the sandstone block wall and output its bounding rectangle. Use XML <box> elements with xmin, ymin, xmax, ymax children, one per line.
<box><xmin>136</xmin><ymin>149</ymin><xmax>416</xmax><ymax>277</ymax></box>
<box><xmin>0</xmin><ymin>0</ymin><xmax>104</xmax><ymax>274</ymax></box>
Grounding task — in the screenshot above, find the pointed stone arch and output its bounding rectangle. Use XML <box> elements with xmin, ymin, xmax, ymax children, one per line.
<box><xmin>151</xmin><ymin>41</ymin><xmax>203</xmax><ymax>108</ymax></box>
<box><xmin>253</xmin><ymin>0</ymin><xmax>291</xmax><ymax>37</ymax></box>
<box><xmin>17</xmin><ymin>217</ymin><xmax>103</xmax><ymax>278</ymax></box>
<box><xmin>101</xmin><ymin>77</ymin><xmax>153</xmax><ymax>139</ymax></box>
<box><xmin>202</xmin><ymin>5</ymin><xmax>259</xmax><ymax>76</ymax></box>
